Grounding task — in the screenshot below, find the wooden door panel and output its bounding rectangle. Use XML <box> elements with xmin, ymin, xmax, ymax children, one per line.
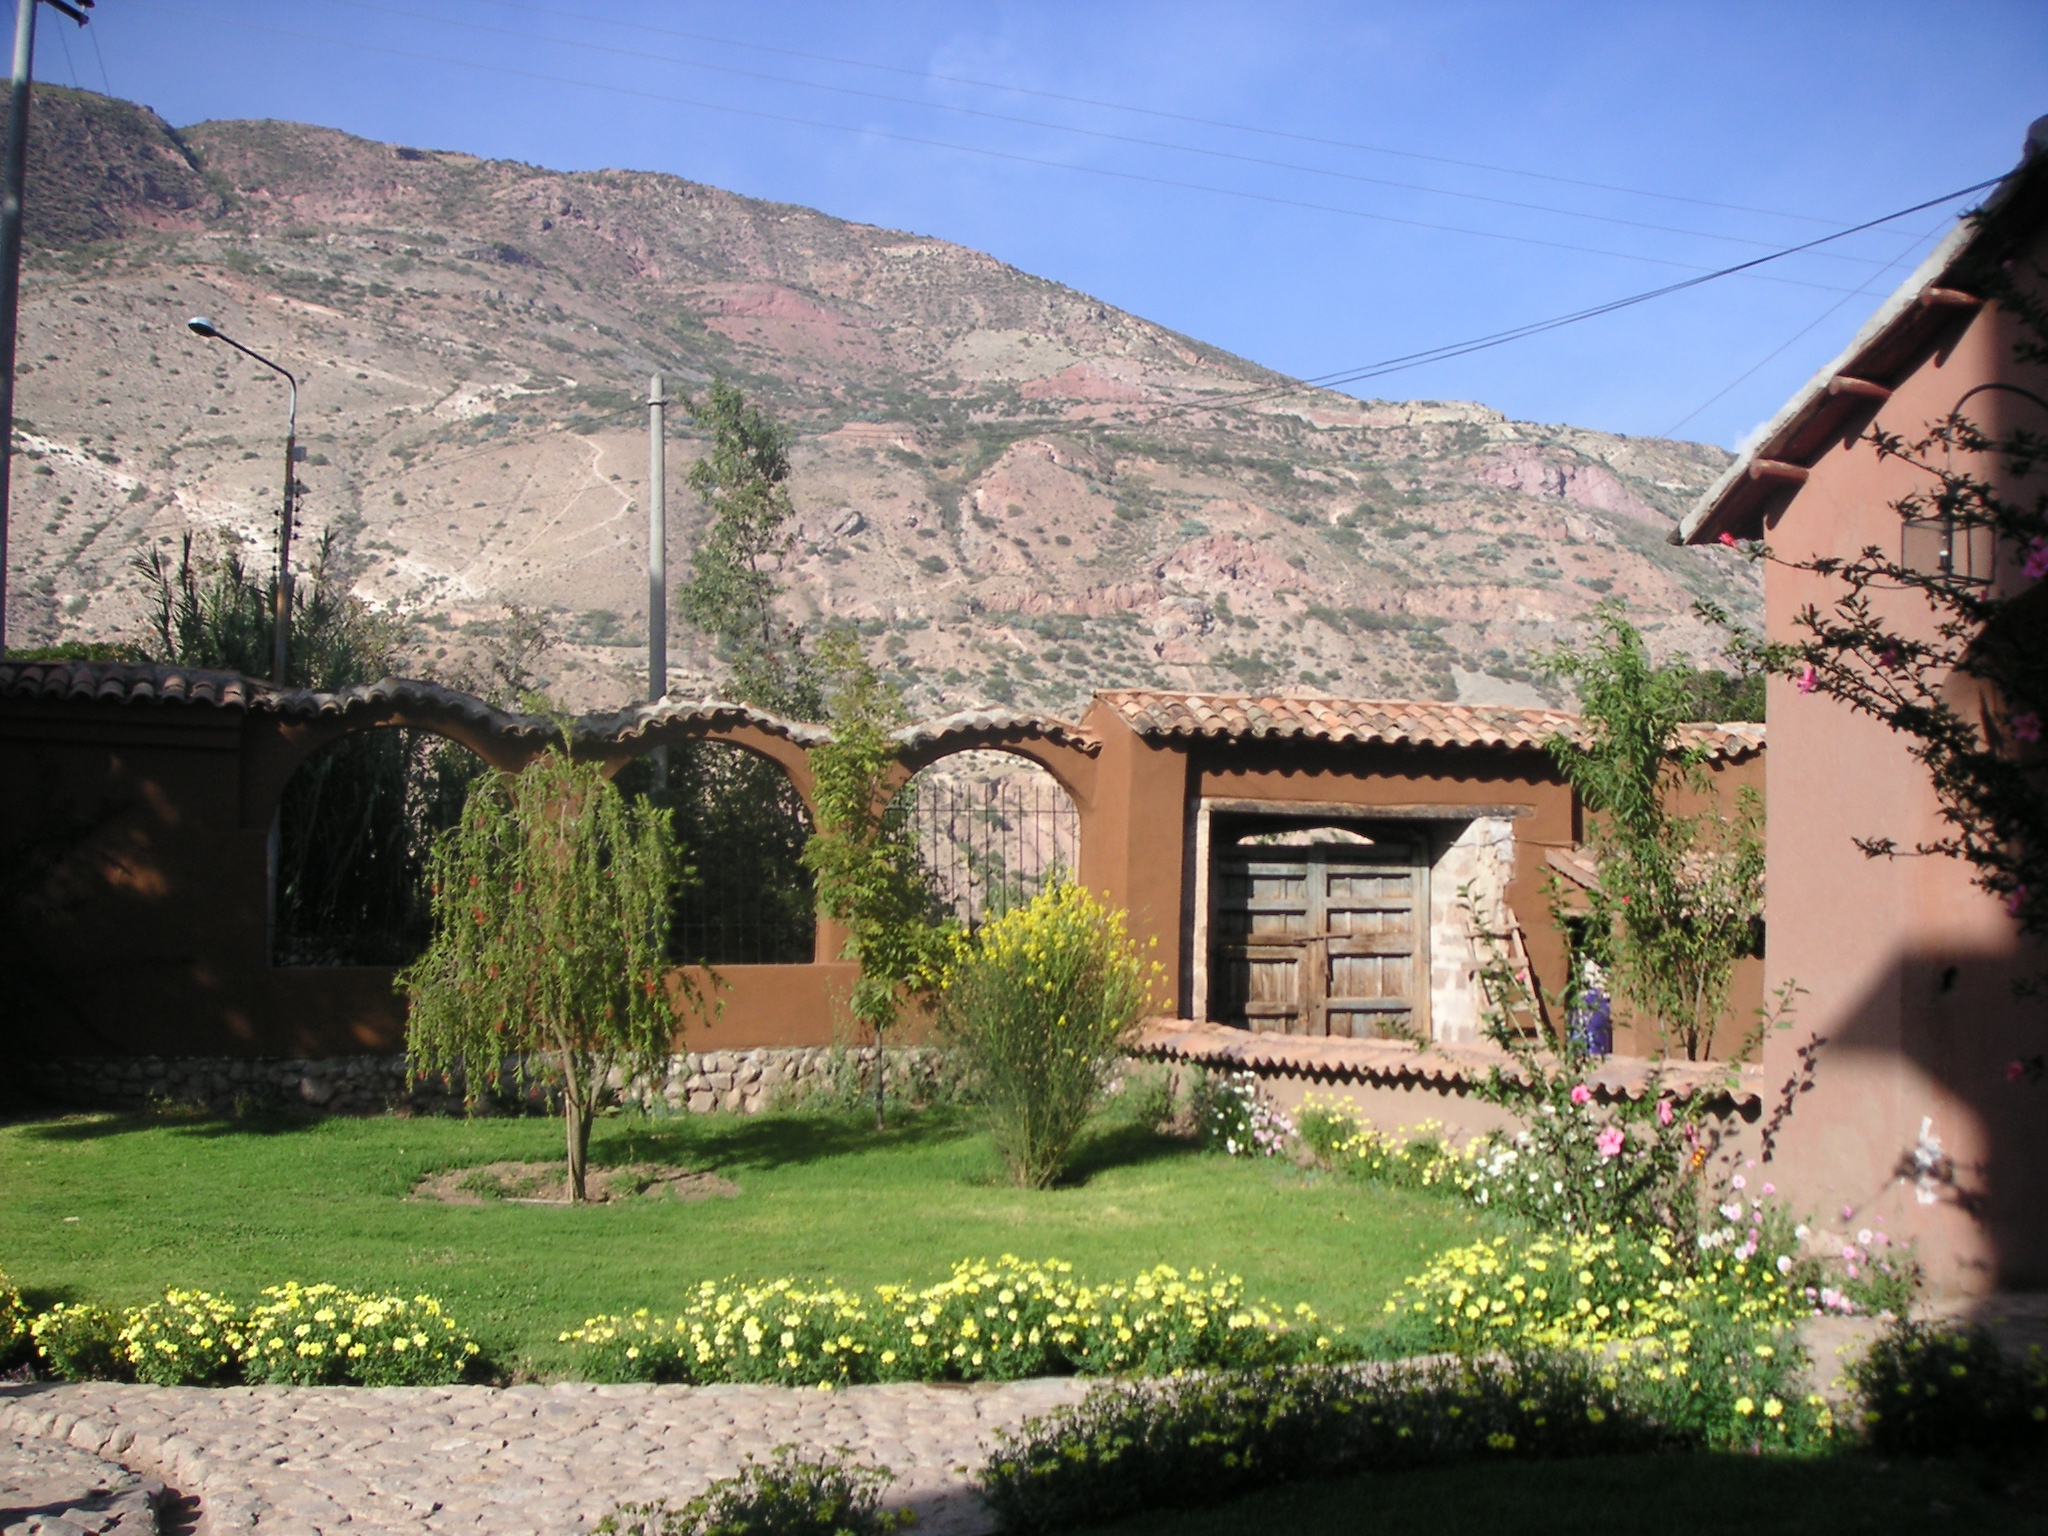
<box><xmin>1213</xmin><ymin>834</ymin><xmax>1429</xmax><ymax>1039</ymax></box>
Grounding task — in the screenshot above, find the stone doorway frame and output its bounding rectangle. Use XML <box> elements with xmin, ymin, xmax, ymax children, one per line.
<box><xmin>1187</xmin><ymin>797</ymin><xmax>1532</xmax><ymax>1037</ymax></box>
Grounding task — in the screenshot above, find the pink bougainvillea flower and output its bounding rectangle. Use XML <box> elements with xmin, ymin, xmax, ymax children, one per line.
<box><xmin>2006</xmin><ymin>885</ymin><xmax>2029</xmax><ymax>918</ymax></box>
<box><xmin>2010</xmin><ymin>711</ymin><xmax>2043</xmax><ymax>744</ymax></box>
<box><xmin>1569</xmin><ymin>1084</ymin><xmax>1593</xmax><ymax>1106</ymax></box>
<box><xmin>1656</xmin><ymin>1097</ymin><xmax>1674</xmax><ymax>1127</ymax></box>
<box><xmin>1878</xmin><ymin>643</ymin><xmax>1905</xmax><ymax>671</ymax></box>
<box><xmin>1596</xmin><ymin>1126</ymin><xmax>1626</xmax><ymax>1159</ymax></box>
<box><xmin>1796</xmin><ymin>664</ymin><xmax>1819</xmax><ymax>695</ymax></box>
<box><xmin>2023</xmin><ymin>540</ymin><xmax>2048</xmax><ymax>581</ymax></box>
<box><xmin>1718</xmin><ymin>531</ymin><xmax>1739</xmax><ymax>547</ymax></box>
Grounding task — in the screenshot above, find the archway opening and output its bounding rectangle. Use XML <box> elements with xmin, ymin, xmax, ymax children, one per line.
<box><xmin>274</xmin><ymin>726</ymin><xmax>485</xmax><ymax>966</ymax></box>
<box><xmin>615</xmin><ymin>742</ymin><xmax>817</xmax><ymax>965</ymax></box>
<box><xmin>899</xmin><ymin>749</ymin><xmax>1080</xmax><ymax>927</ymax></box>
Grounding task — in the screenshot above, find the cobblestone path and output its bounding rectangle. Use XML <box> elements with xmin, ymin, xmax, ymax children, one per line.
<box><xmin>0</xmin><ymin>1379</ymin><xmax>1095</xmax><ymax>1536</ymax></box>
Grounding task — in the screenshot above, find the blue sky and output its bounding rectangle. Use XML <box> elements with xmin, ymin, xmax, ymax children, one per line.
<box><xmin>51</xmin><ymin>0</ymin><xmax>2048</xmax><ymax>448</ymax></box>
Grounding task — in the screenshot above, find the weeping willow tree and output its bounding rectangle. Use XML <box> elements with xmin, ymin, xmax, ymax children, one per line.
<box><xmin>397</xmin><ymin>747</ymin><xmax>687</xmax><ymax>1201</ymax></box>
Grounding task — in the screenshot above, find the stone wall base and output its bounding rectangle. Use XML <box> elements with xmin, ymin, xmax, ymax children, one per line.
<box><xmin>17</xmin><ymin>1047</ymin><xmax>965</xmax><ymax>1119</ymax></box>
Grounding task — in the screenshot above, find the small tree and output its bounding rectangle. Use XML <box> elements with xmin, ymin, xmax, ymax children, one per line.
<box><xmin>679</xmin><ymin>377</ymin><xmax>820</xmax><ymax>719</ymax></box>
<box><xmin>1546</xmin><ymin>603</ymin><xmax>1765</xmax><ymax>1059</ymax></box>
<box><xmin>397</xmin><ymin>745</ymin><xmax>685</xmax><ymax>1201</ymax></box>
<box><xmin>800</xmin><ymin>632</ymin><xmax>952</xmax><ymax>1127</ymax></box>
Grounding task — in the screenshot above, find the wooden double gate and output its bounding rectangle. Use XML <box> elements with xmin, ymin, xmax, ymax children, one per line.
<box><xmin>1211</xmin><ymin>830</ymin><xmax>1429</xmax><ymax>1039</ymax></box>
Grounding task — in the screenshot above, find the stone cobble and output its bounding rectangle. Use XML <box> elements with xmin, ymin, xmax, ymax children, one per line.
<box><xmin>1</xmin><ymin>1431</ymin><xmax>164</xmax><ymax>1536</ymax></box>
<box><xmin>0</xmin><ymin>1378</ymin><xmax>1093</xmax><ymax>1536</ymax></box>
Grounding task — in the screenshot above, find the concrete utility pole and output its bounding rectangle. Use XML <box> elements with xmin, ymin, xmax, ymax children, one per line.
<box><xmin>0</xmin><ymin>0</ymin><xmax>92</xmax><ymax>654</ymax></box>
<box><xmin>647</xmin><ymin>372</ymin><xmax>667</xmax><ymax>704</ymax></box>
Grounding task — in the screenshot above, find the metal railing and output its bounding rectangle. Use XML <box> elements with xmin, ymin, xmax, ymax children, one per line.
<box><xmin>900</xmin><ymin>752</ymin><xmax>1080</xmax><ymax>927</ymax></box>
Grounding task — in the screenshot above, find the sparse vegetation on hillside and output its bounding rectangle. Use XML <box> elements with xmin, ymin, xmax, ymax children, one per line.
<box><xmin>11</xmin><ymin>86</ymin><xmax>1756</xmax><ymax>715</ymax></box>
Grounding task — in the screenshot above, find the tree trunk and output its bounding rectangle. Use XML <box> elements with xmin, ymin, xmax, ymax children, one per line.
<box><xmin>873</xmin><ymin>1027</ymin><xmax>886</xmax><ymax>1131</ymax></box>
<box><xmin>564</xmin><ymin>1090</ymin><xmax>592</xmax><ymax>1202</ymax></box>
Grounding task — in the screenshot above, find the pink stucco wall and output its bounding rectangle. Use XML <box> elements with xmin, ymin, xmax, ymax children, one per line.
<box><xmin>1757</xmin><ymin>242</ymin><xmax>2048</xmax><ymax>1294</ymax></box>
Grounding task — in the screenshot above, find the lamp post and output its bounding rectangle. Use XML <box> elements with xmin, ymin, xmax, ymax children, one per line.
<box><xmin>187</xmin><ymin>317</ymin><xmax>297</xmax><ymax>685</ymax></box>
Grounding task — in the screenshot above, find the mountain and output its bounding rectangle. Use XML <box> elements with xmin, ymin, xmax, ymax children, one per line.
<box><xmin>7</xmin><ymin>86</ymin><xmax>1755</xmax><ymax>715</ymax></box>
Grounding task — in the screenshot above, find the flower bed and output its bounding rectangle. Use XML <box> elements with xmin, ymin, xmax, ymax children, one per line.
<box><xmin>22</xmin><ymin>1283</ymin><xmax>483</xmax><ymax>1386</ymax></box>
<box><xmin>561</xmin><ymin>1256</ymin><xmax>1340</xmax><ymax>1386</ymax></box>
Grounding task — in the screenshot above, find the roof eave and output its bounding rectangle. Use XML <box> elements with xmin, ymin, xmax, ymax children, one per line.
<box><xmin>1678</xmin><ymin>134</ymin><xmax>2048</xmax><ymax>548</ymax></box>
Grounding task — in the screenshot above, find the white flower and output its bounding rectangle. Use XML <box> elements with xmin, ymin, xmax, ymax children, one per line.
<box><xmin>1776</xmin><ymin>1255</ymin><xmax>1793</xmax><ymax>1275</ymax></box>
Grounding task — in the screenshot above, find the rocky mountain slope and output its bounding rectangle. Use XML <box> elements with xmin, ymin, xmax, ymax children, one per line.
<box><xmin>7</xmin><ymin>86</ymin><xmax>1755</xmax><ymax>715</ymax></box>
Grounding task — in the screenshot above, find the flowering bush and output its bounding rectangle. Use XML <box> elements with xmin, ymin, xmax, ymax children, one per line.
<box><xmin>598</xmin><ymin>1447</ymin><xmax>912</xmax><ymax>1536</ymax></box>
<box><xmin>561</xmin><ymin>1256</ymin><xmax>1341</xmax><ymax>1387</ymax></box>
<box><xmin>0</xmin><ymin>1267</ymin><xmax>26</xmax><ymax>1363</ymax></box>
<box><xmin>1192</xmin><ymin>1070</ymin><xmax>1295</xmax><ymax>1157</ymax></box>
<box><xmin>1297</xmin><ymin>1101</ymin><xmax>1495</xmax><ymax>1196</ymax></box>
<box><xmin>939</xmin><ymin>881</ymin><xmax>1162</xmax><ymax>1187</ymax></box>
<box><xmin>120</xmin><ymin>1290</ymin><xmax>247</xmax><ymax>1386</ymax></box>
<box><xmin>28</xmin><ymin>1303</ymin><xmax>127</xmax><ymax>1382</ymax></box>
<box><xmin>1851</xmin><ymin>1320</ymin><xmax>2048</xmax><ymax>1457</ymax></box>
<box><xmin>979</xmin><ymin>1354</ymin><xmax>1669</xmax><ymax>1536</ymax></box>
<box><xmin>242</xmin><ymin>1283</ymin><xmax>483</xmax><ymax>1386</ymax></box>
<box><xmin>19</xmin><ymin>1284</ymin><xmax>481</xmax><ymax>1386</ymax></box>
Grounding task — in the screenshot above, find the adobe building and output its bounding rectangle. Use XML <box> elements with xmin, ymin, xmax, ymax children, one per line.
<box><xmin>0</xmin><ymin>664</ymin><xmax>1760</xmax><ymax>1077</ymax></box>
<box><xmin>1677</xmin><ymin>117</ymin><xmax>2048</xmax><ymax>1292</ymax></box>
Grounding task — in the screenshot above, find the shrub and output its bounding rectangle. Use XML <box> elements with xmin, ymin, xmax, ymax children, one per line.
<box><xmin>561</xmin><ymin>1257</ymin><xmax>1341</xmax><ymax>1387</ymax></box>
<box><xmin>1386</xmin><ymin>1224</ymin><xmax>1802</xmax><ymax>1357</ymax></box>
<box><xmin>0</xmin><ymin>1267</ymin><xmax>26</xmax><ymax>1365</ymax></box>
<box><xmin>939</xmin><ymin>880</ymin><xmax>1160</xmax><ymax>1187</ymax></box>
<box><xmin>978</xmin><ymin>1355</ymin><xmax>1669</xmax><ymax>1536</ymax></box>
<box><xmin>1191</xmin><ymin>1070</ymin><xmax>1295</xmax><ymax>1157</ymax></box>
<box><xmin>1851</xmin><ymin>1320</ymin><xmax>2048</xmax><ymax>1458</ymax></box>
<box><xmin>120</xmin><ymin>1290</ymin><xmax>246</xmax><ymax>1386</ymax></box>
<box><xmin>29</xmin><ymin>1303</ymin><xmax>128</xmax><ymax>1382</ymax></box>
<box><xmin>598</xmin><ymin>1447</ymin><xmax>911</xmax><ymax>1536</ymax></box>
<box><xmin>242</xmin><ymin>1283</ymin><xmax>483</xmax><ymax>1386</ymax></box>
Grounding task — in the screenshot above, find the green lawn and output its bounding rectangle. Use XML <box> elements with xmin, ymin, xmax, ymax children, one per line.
<box><xmin>1084</xmin><ymin>1452</ymin><xmax>2048</xmax><ymax>1535</ymax></box>
<box><xmin>0</xmin><ymin>1104</ymin><xmax>1478</xmax><ymax>1377</ymax></box>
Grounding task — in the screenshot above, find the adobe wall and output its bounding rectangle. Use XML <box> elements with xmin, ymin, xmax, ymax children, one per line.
<box><xmin>1754</xmin><ymin>249</ymin><xmax>2048</xmax><ymax>1294</ymax></box>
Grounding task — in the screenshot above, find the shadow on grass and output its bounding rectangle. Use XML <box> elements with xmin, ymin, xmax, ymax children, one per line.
<box><xmin>20</xmin><ymin>1107</ymin><xmax>326</xmax><ymax>1142</ymax></box>
<box><xmin>592</xmin><ymin>1105</ymin><xmax>984</xmax><ymax>1174</ymax></box>
<box><xmin>1057</xmin><ymin>1122</ymin><xmax>1202</xmax><ymax>1185</ymax></box>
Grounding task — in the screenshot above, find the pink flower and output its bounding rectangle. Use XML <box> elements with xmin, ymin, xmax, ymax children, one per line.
<box><xmin>1656</xmin><ymin>1098</ymin><xmax>1674</xmax><ymax>1127</ymax></box>
<box><xmin>2009</xmin><ymin>1059</ymin><xmax>2029</xmax><ymax>1082</ymax></box>
<box><xmin>1762</xmin><ymin>1182</ymin><xmax>1776</xmax><ymax>1196</ymax></box>
<box><xmin>1796</xmin><ymin>664</ymin><xmax>1819</xmax><ymax>695</ymax></box>
<box><xmin>1570</xmin><ymin>1084</ymin><xmax>1593</xmax><ymax>1106</ymax></box>
<box><xmin>1878</xmin><ymin>643</ymin><xmax>1905</xmax><ymax>671</ymax></box>
<box><xmin>1596</xmin><ymin>1125</ymin><xmax>1626</xmax><ymax>1159</ymax></box>
<box><xmin>2010</xmin><ymin>712</ymin><xmax>2042</xmax><ymax>744</ymax></box>
<box><xmin>1731</xmin><ymin>1174</ymin><xmax>1746</xmax><ymax>1190</ymax></box>
<box><xmin>1841</xmin><ymin>1204</ymin><xmax>1856</xmax><ymax>1220</ymax></box>
<box><xmin>2006</xmin><ymin>886</ymin><xmax>2029</xmax><ymax>918</ymax></box>
<box><xmin>2024</xmin><ymin>540</ymin><xmax>2048</xmax><ymax>581</ymax></box>
<box><xmin>1719</xmin><ymin>532</ymin><xmax>1739</xmax><ymax>548</ymax></box>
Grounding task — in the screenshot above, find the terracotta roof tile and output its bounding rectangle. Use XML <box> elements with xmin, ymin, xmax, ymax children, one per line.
<box><xmin>1096</xmin><ymin>690</ymin><xmax>1763</xmax><ymax>761</ymax></box>
<box><xmin>0</xmin><ymin>663</ymin><xmax>831</xmax><ymax>746</ymax></box>
<box><xmin>1130</xmin><ymin>1018</ymin><xmax>1762</xmax><ymax>1108</ymax></box>
<box><xmin>894</xmin><ymin>707</ymin><xmax>1099</xmax><ymax>755</ymax></box>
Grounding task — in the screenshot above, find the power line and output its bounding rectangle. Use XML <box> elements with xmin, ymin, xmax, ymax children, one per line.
<box><xmin>467</xmin><ymin>0</ymin><xmax>1857</xmax><ymax>231</ymax></box>
<box><xmin>1150</xmin><ymin>176</ymin><xmax>1999</xmax><ymax>417</ymax></box>
<box><xmin>125</xmin><ymin>1</ymin><xmax>1879</xmax><ymax>297</ymax></box>
<box><xmin>1660</xmin><ymin>224</ymin><xmax>1940</xmax><ymax>436</ymax></box>
<box><xmin>309</xmin><ymin>0</ymin><xmax>1903</xmax><ymax>272</ymax></box>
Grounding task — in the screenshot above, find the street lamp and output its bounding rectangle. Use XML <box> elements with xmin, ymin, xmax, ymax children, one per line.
<box><xmin>188</xmin><ymin>317</ymin><xmax>298</xmax><ymax>686</ymax></box>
